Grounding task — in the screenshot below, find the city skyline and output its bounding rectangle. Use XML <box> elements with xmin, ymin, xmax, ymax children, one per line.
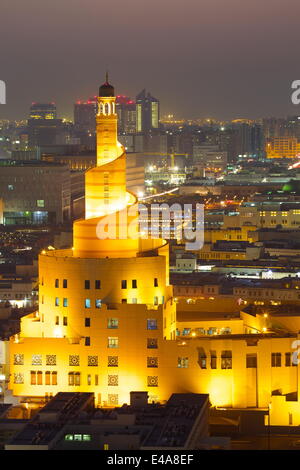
<box><xmin>1</xmin><ymin>0</ymin><xmax>300</xmax><ymax>120</ymax></box>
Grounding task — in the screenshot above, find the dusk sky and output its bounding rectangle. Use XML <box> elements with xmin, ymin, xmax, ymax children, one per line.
<box><xmin>1</xmin><ymin>0</ymin><xmax>300</xmax><ymax>120</ymax></box>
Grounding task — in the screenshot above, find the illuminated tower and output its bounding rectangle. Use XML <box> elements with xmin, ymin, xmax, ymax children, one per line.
<box><xmin>9</xmin><ymin>76</ymin><xmax>176</xmax><ymax>406</ymax></box>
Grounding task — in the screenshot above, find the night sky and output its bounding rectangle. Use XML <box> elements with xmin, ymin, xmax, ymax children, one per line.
<box><xmin>1</xmin><ymin>0</ymin><xmax>300</xmax><ymax>120</ymax></box>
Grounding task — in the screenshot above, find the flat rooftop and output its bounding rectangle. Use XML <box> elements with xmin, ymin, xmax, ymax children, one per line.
<box><xmin>142</xmin><ymin>393</ymin><xmax>208</xmax><ymax>448</ymax></box>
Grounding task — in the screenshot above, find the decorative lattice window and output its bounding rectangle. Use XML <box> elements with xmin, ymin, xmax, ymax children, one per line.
<box><xmin>147</xmin><ymin>357</ymin><xmax>158</xmax><ymax>368</ymax></box>
<box><xmin>108</xmin><ymin>356</ymin><xmax>118</xmax><ymax>367</ymax></box>
<box><xmin>14</xmin><ymin>373</ymin><xmax>24</xmax><ymax>384</ymax></box>
<box><xmin>88</xmin><ymin>356</ymin><xmax>98</xmax><ymax>367</ymax></box>
<box><xmin>46</xmin><ymin>355</ymin><xmax>56</xmax><ymax>366</ymax></box>
<box><xmin>32</xmin><ymin>355</ymin><xmax>42</xmax><ymax>366</ymax></box>
<box><xmin>147</xmin><ymin>338</ymin><xmax>158</xmax><ymax>349</ymax></box>
<box><xmin>147</xmin><ymin>376</ymin><xmax>158</xmax><ymax>387</ymax></box>
<box><xmin>108</xmin><ymin>394</ymin><xmax>118</xmax><ymax>405</ymax></box>
<box><xmin>14</xmin><ymin>354</ymin><xmax>24</xmax><ymax>365</ymax></box>
<box><xmin>69</xmin><ymin>355</ymin><xmax>80</xmax><ymax>366</ymax></box>
<box><xmin>108</xmin><ymin>375</ymin><xmax>118</xmax><ymax>386</ymax></box>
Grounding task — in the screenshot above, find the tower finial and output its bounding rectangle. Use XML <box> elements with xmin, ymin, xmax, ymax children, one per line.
<box><xmin>106</xmin><ymin>71</ymin><xmax>109</xmax><ymax>83</ymax></box>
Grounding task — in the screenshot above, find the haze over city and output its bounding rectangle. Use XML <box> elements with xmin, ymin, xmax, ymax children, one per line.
<box><xmin>1</xmin><ymin>0</ymin><xmax>300</xmax><ymax>120</ymax></box>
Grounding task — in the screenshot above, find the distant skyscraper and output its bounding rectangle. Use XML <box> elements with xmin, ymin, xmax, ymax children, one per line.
<box><xmin>74</xmin><ymin>98</ymin><xmax>97</xmax><ymax>133</ymax></box>
<box><xmin>136</xmin><ymin>89</ymin><xmax>159</xmax><ymax>134</ymax></box>
<box><xmin>27</xmin><ymin>102</ymin><xmax>63</xmax><ymax>146</ymax></box>
<box><xmin>116</xmin><ymin>95</ymin><xmax>136</xmax><ymax>134</ymax></box>
<box><xmin>226</xmin><ymin>121</ymin><xmax>264</xmax><ymax>161</ymax></box>
<box><xmin>30</xmin><ymin>102</ymin><xmax>57</xmax><ymax>120</ymax></box>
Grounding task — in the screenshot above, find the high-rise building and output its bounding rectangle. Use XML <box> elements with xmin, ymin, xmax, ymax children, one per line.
<box><xmin>225</xmin><ymin>121</ymin><xmax>264</xmax><ymax>161</ymax></box>
<box><xmin>74</xmin><ymin>99</ymin><xmax>97</xmax><ymax>133</ymax></box>
<box><xmin>135</xmin><ymin>89</ymin><xmax>159</xmax><ymax>134</ymax></box>
<box><xmin>116</xmin><ymin>95</ymin><xmax>136</xmax><ymax>134</ymax></box>
<box><xmin>0</xmin><ymin>160</ymin><xmax>71</xmax><ymax>224</ymax></box>
<box><xmin>29</xmin><ymin>103</ymin><xmax>57</xmax><ymax>120</ymax></box>
<box><xmin>27</xmin><ymin>103</ymin><xmax>63</xmax><ymax>147</ymax></box>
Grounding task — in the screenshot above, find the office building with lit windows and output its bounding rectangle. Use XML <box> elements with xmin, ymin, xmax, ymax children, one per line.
<box><xmin>136</xmin><ymin>89</ymin><xmax>159</xmax><ymax>134</ymax></box>
<box><xmin>0</xmin><ymin>160</ymin><xmax>71</xmax><ymax>224</ymax></box>
<box><xmin>27</xmin><ymin>103</ymin><xmax>63</xmax><ymax>147</ymax></box>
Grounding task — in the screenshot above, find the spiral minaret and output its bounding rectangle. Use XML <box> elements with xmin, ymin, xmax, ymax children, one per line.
<box><xmin>9</xmin><ymin>77</ymin><xmax>176</xmax><ymax>405</ymax></box>
<box><xmin>74</xmin><ymin>75</ymin><xmax>167</xmax><ymax>260</ymax></box>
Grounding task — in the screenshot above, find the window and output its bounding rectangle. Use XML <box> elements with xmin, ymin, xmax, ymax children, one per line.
<box><xmin>45</xmin><ymin>371</ymin><xmax>51</xmax><ymax>385</ymax></box>
<box><xmin>132</xmin><ymin>298</ymin><xmax>137</xmax><ymax>304</ymax></box>
<box><xmin>121</xmin><ymin>280</ymin><xmax>127</xmax><ymax>289</ymax></box>
<box><xmin>46</xmin><ymin>355</ymin><xmax>56</xmax><ymax>366</ymax></box>
<box><xmin>69</xmin><ymin>372</ymin><xmax>81</xmax><ymax>386</ymax></box>
<box><xmin>147</xmin><ymin>357</ymin><xmax>158</xmax><ymax>368</ymax></box>
<box><xmin>55</xmin><ymin>297</ymin><xmax>59</xmax><ymax>307</ymax></box>
<box><xmin>68</xmin><ymin>372</ymin><xmax>74</xmax><ymax>386</ymax></box>
<box><xmin>37</xmin><ymin>371</ymin><xmax>43</xmax><ymax>385</ymax></box>
<box><xmin>95</xmin><ymin>299</ymin><xmax>101</xmax><ymax>308</ymax></box>
<box><xmin>63</xmin><ymin>298</ymin><xmax>68</xmax><ymax>307</ymax></box>
<box><xmin>199</xmin><ymin>353</ymin><xmax>207</xmax><ymax>369</ymax></box>
<box><xmin>108</xmin><ymin>394</ymin><xmax>118</xmax><ymax>405</ymax></box>
<box><xmin>285</xmin><ymin>352</ymin><xmax>293</xmax><ymax>367</ymax></box>
<box><xmin>84</xmin><ymin>280</ymin><xmax>90</xmax><ymax>289</ymax></box>
<box><xmin>108</xmin><ymin>356</ymin><xmax>119</xmax><ymax>367</ymax></box>
<box><xmin>63</xmin><ymin>316</ymin><xmax>68</xmax><ymax>326</ymax></box>
<box><xmin>108</xmin><ymin>375</ymin><xmax>118</xmax><ymax>386</ymax></box>
<box><xmin>132</xmin><ymin>279</ymin><xmax>137</xmax><ymax>288</ymax></box>
<box><xmin>147</xmin><ymin>376</ymin><xmax>158</xmax><ymax>387</ymax></box>
<box><xmin>85</xmin><ymin>318</ymin><xmax>90</xmax><ymax>327</ymax></box>
<box><xmin>246</xmin><ymin>354</ymin><xmax>257</xmax><ymax>368</ymax></box>
<box><xmin>108</xmin><ymin>318</ymin><xmax>118</xmax><ymax>329</ymax></box>
<box><xmin>63</xmin><ymin>279</ymin><xmax>67</xmax><ymax>288</ymax></box>
<box><xmin>121</xmin><ymin>298</ymin><xmax>127</xmax><ymax>304</ymax></box>
<box><xmin>55</xmin><ymin>316</ymin><xmax>59</xmax><ymax>325</ymax></box>
<box><xmin>75</xmin><ymin>372</ymin><xmax>81</xmax><ymax>386</ymax></box>
<box><xmin>85</xmin><ymin>337</ymin><xmax>90</xmax><ymax>346</ymax></box>
<box><xmin>30</xmin><ymin>371</ymin><xmax>36</xmax><ymax>385</ymax></box>
<box><xmin>154</xmin><ymin>278</ymin><xmax>158</xmax><ymax>287</ymax></box>
<box><xmin>221</xmin><ymin>351</ymin><xmax>232</xmax><ymax>369</ymax></box>
<box><xmin>14</xmin><ymin>373</ymin><xmax>24</xmax><ymax>384</ymax></box>
<box><xmin>87</xmin><ymin>374</ymin><xmax>91</xmax><ymax>386</ymax></box>
<box><xmin>52</xmin><ymin>372</ymin><xmax>57</xmax><ymax>385</ymax></box>
<box><xmin>32</xmin><ymin>354</ymin><xmax>42</xmax><ymax>366</ymax></box>
<box><xmin>147</xmin><ymin>319</ymin><xmax>157</xmax><ymax>330</ymax></box>
<box><xmin>88</xmin><ymin>356</ymin><xmax>98</xmax><ymax>366</ymax></box>
<box><xmin>108</xmin><ymin>337</ymin><xmax>118</xmax><ymax>348</ymax></box>
<box><xmin>37</xmin><ymin>199</ymin><xmax>44</xmax><ymax>208</ymax></box>
<box><xmin>178</xmin><ymin>357</ymin><xmax>189</xmax><ymax>368</ymax></box>
<box><xmin>95</xmin><ymin>280</ymin><xmax>101</xmax><ymax>289</ymax></box>
<box><xmin>271</xmin><ymin>352</ymin><xmax>281</xmax><ymax>367</ymax></box>
<box><xmin>95</xmin><ymin>375</ymin><xmax>99</xmax><ymax>386</ymax></box>
<box><xmin>55</xmin><ymin>279</ymin><xmax>59</xmax><ymax>288</ymax></box>
<box><xmin>154</xmin><ymin>296</ymin><xmax>158</xmax><ymax>305</ymax></box>
<box><xmin>85</xmin><ymin>299</ymin><xmax>91</xmax><ymax>308</ymax></box>
<box><xmin>182</xmin><ymin>328</ymin><xmax>191</xmax><ymax>336</ymax></box>
<box><xmin>69</xmin><ymin>355</ymin><xmax>80</xmax><ymax>366</ymax></box>
<box><xmin>14</xmin><ymin>354</ymin><xmax>24</xmax><ymax>365</ymax></box>
<box><xmin>147</xmin><ymin>338</ymin><xmax>158</xmax><ymax>349</ymax></box>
